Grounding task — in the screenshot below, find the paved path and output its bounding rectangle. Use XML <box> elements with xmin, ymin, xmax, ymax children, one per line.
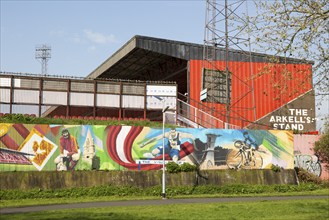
<box><xmin>1</xmin><ymin>195</ymin><xmax>328</xmax><ymax>215</ymax></box>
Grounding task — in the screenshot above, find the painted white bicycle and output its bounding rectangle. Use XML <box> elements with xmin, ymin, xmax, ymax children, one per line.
<box><xmin>226</xmin><ymin>140</ymin><xmax>263</xmax><ymax>169</ymax></box>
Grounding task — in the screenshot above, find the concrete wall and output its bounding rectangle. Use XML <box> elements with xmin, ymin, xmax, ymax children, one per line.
<box><xmin>0</xmin><ymin>169</ymin><xmax>298</xmax><ymax>190</ymax></box>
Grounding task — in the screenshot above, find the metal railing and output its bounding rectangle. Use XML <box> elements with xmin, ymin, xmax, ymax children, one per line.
<box><xmin>176</xmin><ymin>98</ymin><xmax>240</xmax><ymax>129</ymax></box>
<box><xmin>0</xmin><ymin>73</ymin><xmax>177</xmax><ymax>119</ymax></box>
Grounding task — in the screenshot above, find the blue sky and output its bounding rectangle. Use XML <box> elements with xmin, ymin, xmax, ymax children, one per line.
<box><xmin>1</xmin><ymin>0</ymin><xmax>206</xmax><ymax>76</ymax></box>
<box><xmin>1</xmin><ymin>0</ymin><xmax>328</xmax><ymax>130</ymax></box>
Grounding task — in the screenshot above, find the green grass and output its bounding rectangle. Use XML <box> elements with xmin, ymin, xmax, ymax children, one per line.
<box><xmin>2</xmin><ymin>198</ymin><xmax>329</xmax><ymax>220</ymax></box>
<box><xmin>1</xmin><ymin>188</ymin><xmax>328</xmax><ymax>208</ymax></box>
<box><xmin>1</xmin><ymin>184</ymin><xmax>328</xmax><ymax>219</ymax></box>
<box><xmin>0</xmin><ymin>195</ymin><xmax>158</xmax><ymax>208</ymax></box>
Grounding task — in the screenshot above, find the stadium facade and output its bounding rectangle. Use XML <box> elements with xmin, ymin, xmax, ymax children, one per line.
<box><xmin>0</xmin><ymin>35</ymin><xmax>316</xmax><ymax>132</ymax></box>
<box><xmin>86</xmin><ymin>35</ymin><xmax>316</xmax><ymax>132</ymax></box>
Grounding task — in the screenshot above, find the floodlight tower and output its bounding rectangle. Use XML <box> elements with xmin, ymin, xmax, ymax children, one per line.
<box><xmin>35</xmin><ymin>44</ymin><xmax>51</xmax><ymax>76</ymax></box>
<box><xmin>202</xmin><ymin>0</ymin><xmax>256</xmax><ymax>128</ymax></box>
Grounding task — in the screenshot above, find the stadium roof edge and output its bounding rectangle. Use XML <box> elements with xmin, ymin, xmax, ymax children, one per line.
<box><xmin>86</xmin><ymin>35</ymin><xmax>314</xmax><ymax>80</ymax></box>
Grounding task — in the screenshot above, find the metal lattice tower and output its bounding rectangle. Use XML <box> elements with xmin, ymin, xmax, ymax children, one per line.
<box><xmin>35</xmin><ymin>44</ymin><xmax>51</xmax><ymax>76</ymax></box>
<box><xmin>202</xmin><ymin>0</ymin><xmax>256</xmax><ymax>128</ymax></box>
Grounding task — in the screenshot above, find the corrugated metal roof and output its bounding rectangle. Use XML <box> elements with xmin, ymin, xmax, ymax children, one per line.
<box><xmin>87</xmin><ymin>35</ymin><xmax>313</xmax><ymax>82</ymax></box>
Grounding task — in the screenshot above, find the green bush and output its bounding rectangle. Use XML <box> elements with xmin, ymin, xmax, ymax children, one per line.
<box><xmin>0</xmin><ymin>113</ymin><xmax>173</xmax><ymax>128</ymax></box>
<box><xmin>180</xmin><ymin>163</ymin><xmax>197</xmax><ymax>172</ymax></box>
<box><xmin>1</xmin><ymin>183</ymin><xmax>327</xmax><ymax>200</ymax></box>
<box><xmin>165</xmin><ymin>162</ymin><xmax>197</xmax><ymax>173</ymax></box>
<box><xmin>271</xmin><ymin>164</ymin><xmax>282</xmax><ymax>172</ymax></box>
<box><xmin>166</xmin><ymin>162</ymin><xmax>181</xmax><ymax>173</ymax></box>
<box><xmin>314</xmin><ymin>122</ymin><xmax>329</xmax><ymax>170</ymax></box>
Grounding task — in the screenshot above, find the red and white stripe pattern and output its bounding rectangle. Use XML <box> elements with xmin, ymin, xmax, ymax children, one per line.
<box><xmin>106</xmin><ymin>126</ymin><xmax>194</xmax><ymax>170</ymax></box>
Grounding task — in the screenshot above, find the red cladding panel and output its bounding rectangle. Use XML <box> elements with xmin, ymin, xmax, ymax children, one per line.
<box><xmin>189</xmin><ymin>60</ymin><xmax>312</xmax><ymax>127</ymax></box>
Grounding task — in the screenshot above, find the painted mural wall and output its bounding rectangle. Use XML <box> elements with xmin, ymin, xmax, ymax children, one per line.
<box><xmin>0</xmin><ymin>123</ymin><xmax>294</xmax><ymax>171</ymax></box>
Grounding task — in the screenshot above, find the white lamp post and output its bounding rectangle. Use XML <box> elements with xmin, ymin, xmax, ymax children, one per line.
<box><xmin>162</xmin><ymin>103</ymin><xmax>170</xmax><ymax>199</ymax></box>
<box><xmin>154</xmin><ymin>95</ymin><xmax>169</xmax><ymax>199</ymax></box>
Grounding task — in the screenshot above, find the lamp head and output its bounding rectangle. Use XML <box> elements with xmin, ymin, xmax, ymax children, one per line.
<box><xmin>163</xmin><ymin>106</ymin><xmax>170</xmax><ymax>113</ymax></box>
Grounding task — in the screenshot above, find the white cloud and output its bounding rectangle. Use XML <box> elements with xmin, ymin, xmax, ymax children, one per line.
<box><xmin>84</xmin><ymin>29</ymin><xmax>117</xmax><ymax>44</ymax></box>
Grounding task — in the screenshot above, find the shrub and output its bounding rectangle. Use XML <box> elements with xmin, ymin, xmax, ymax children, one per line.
<box><xmin>165</xmin><ymin>162</ymin><xmax>197</xmax><ymax>173</ymax></box>
<box><xmin>1</xmin><ymin>183</ymin><xmax>327</xmax><ymax>200</ymax></box>
<box><xmin>271</xmin><ymin>164</ymin><xmax>282</xmax><ymax>172</ymax></box>
<box><xmin>314</xmin><ymin>123</ymin><xmax>329</xmax><ymax>170</ymax></box>
<box><xmin>0</xmin><ymin>113</ymin><xmax>168</xmax><ymax>128</ymax></box>
<box><xmin>180</xmin><ymin>163</ymin><xmax>197</xmax><ymax>172</ymax></box>
<box><xmin>166</xmin><ymin>162</ymin><xmax>181</xmax><ymax>173</ymax></box>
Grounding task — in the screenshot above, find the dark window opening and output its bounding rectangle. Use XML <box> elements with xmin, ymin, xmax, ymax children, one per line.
<box><xmin>201</xmin><ymin>68</ymin><xmax>231</xmax><ymax>104</ymax></box>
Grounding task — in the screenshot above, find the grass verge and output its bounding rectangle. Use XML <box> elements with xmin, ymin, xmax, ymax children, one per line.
<box><xmin>2</xmin><ymin>198</ymin><xmax>329</xmax><ymax>220</ymax></box>
<box><xmin>1</xmin><ymin>184</ymin><xmax>328</xmax><ymax>208</ymax></box>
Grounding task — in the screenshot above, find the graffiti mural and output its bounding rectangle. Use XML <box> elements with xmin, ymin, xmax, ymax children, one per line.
<box><xmin>294</xmin><ymin>154</ymin><xmax>322</xmax><ymax>177</ymax></box>
<box><xmin>0</xmin><ymin>123</ymin><xmax>294</xmax><ymax>171</ymax></box>
<box><xmin>293</xmin><ymin>134</ymin><xmax>328</xmax><ymax>179</ymax></box>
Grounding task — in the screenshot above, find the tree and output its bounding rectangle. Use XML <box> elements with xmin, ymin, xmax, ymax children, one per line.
<box><xmin>247</xmin><ymin>0</ymin><xmax>328</xmax><ymax>106</ymax></box>
<box><xmin>314</xmin><ymin>120</ymin><xmax>329</xmax><ymax>170</ymax></box>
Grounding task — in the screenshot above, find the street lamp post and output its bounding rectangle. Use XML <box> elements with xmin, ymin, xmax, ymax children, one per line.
<box><xmin>153</xmin><ymin>95</ymin><xmax>169</xmax><ymax>199</ymax></box>
<box><xmin>162</xmin><ymin>103</ymin><xmax>169</xmax><ymax>199</ymax></box>
<box><xmin>162</xmin><ymin>105</ymin><xmax>166</xmax><ymax>199</ymax></box>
